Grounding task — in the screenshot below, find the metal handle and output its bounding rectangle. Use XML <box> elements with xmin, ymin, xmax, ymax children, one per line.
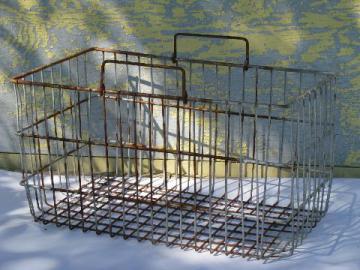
<box><xmin>172</xmin><ymin>33</ymin><xmax>250</xmax><ymax>70</ymax></box>
<box><xmin>99</xmin><ymin>59</ymin><xmax>188</xmax><ymax>102</ymax></box>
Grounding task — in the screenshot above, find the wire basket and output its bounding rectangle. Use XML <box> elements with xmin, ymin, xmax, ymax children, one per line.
<box><xmin>12</xmin><ymin>33</ymin><xmax>336</xmax><ymax>259</ymax></box>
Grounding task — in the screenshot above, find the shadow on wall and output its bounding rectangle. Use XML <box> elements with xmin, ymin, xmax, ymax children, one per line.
<box><xmin>0</xmin><ymin>0</ymin><xmax>359</xmax><ymax>168</ymax></box>
<box><xmin>1</xmin><ymin>0</ymin><xmax>359</xmax><ymax>79</ymax></box>
<box><xmin>0</xmin><ymin>83</ymin><xmax>19</xmax><ymax>153</ymax></box>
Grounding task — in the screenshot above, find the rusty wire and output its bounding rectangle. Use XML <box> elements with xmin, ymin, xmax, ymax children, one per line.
<box><xmin>12</xmin><ymin>34</ymin><xmax>336</xmax><ymax>259</ymax></box>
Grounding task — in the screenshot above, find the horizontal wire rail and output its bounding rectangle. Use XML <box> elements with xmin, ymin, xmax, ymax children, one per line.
<box><xmin>13</xmin><ymin>33</ymin><xmax>335</xmax><ymax>259</ymax></box>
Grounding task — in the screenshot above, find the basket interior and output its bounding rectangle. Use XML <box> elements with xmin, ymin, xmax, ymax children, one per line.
<box><xmin>14</xmin><ymin>47</ymin><xmax>335</xmax><ymax>259</ymax></box>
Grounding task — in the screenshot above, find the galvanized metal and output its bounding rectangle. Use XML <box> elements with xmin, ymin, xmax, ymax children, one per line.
<box><xmin>12</xmin><ymin>33</ymin><xmax>336</xmax><ymax>259</ymax></box>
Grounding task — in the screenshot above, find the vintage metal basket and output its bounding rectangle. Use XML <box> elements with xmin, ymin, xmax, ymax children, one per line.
<box><xmin>12</xmin><ymin>33</ymin><xmax>336</xmax><ymax>259</ymax></box>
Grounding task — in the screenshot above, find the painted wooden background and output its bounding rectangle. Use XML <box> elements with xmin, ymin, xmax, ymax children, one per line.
<box><xmin>0</xmin><ymin>0</ymin><xmax>359</xmax><ymax>170</ymax></box>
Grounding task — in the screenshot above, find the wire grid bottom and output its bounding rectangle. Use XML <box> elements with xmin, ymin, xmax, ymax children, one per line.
<box><xmin>36</xmin><ymin>175</ymin><xmax>319</xmax><ymax>258</ymax></box>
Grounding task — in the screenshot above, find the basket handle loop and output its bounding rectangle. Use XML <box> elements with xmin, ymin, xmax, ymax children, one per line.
<box><xmin>172</xmin><ymin>33</ymin><xmax>250</xmax><ymax>70</ymax></box>
<box><xmin>99</xmin><ymin>59</ymin><xmax>188</xmax><ymax>102</ymax></box>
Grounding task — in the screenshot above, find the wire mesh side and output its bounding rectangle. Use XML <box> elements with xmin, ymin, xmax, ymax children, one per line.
<box><xmin>13</xmin><ymin>48</ymin><xmax>335</xmax><ymax>259</ymax></box>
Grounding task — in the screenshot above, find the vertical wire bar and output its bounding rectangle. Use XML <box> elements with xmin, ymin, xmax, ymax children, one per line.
<box><xmin>58</xmin><ymin>63</ymin><xmax>71</xmax><ymax>228</ymax></box>
<box><xmin>19</xmin><ymin>84</ymin><xmax>29</xmax><ymax>185</ymax></box>
<box><xmin>211</xmin><ymin>104</ymin><xmax>219</xmax><ymax>251</ymax></box>
<box><xmin>176</xmin><ymin>99</ymin><xmax>184</xmax><ymax>248</ymax></box>
<box><xmin>149</xmin><ymin>57</ymin><xmax>155</xmax><ymax>242</ymax></box>
<box><xmin>320</xmin><ymin>80</ymin><xmax>328</xmax><ymax>213</ymax></box>
<box><xmin>148</xmin><ymin>97</ymin><xmax>155</xmax><ymax>243</ymax></box>
<box><xmin>253</xmin><ymin>68</ymin><xmax>261</xmax><ymax>258</ymax></box>
<box><xmin>193</xmin><ymin>67</ymin><xmax>199</xmax><ymax>193</ymax></box>
<box><xmin>195</xmin><ymin>104</ymin><xmax>205</xmax><ymax>249</ymax></box>
<box><xmin>113</xmin><ymin>53</ymin><xmax>119</xmax><ymax>176</ymax></box>
<box><xmin>50</xmin><ymin>66</ymin><xmax>61</xmax><ymax>185</ymax></box>
<box><xmin>319</xmin><ymin>81</ymin><xmax>327</xmax><ymax>213</ymax></box>
<box><xmin>316</xmin><ymin>85</ymin><xmax>327</xmax><ymax>219</ymax></box>
<box><xmin>132</xmin><ymin>95</ymin><xmax>140</xmax><ymax>240</ymax></box>
<box><xmin>84</xmin><ymin>53</ymin><xmax>98</xmax><ymax>233</ymax></box>
<box><xmin>15</xmin><ymin>83</ymin><xmax>36</xmax><ymax>217</ymax></box>
<box><xmin>74</xmin><ymin>57</ymin><xmax>85</xmax><ymax>231</ymax></box>
<box><xmin>289</xmin><ymin>96</ymin><xmax>296</xmax><ymax>255</ymax></box>
<box><xmin>211</xmin><ymin>65</ymin><xmax>218</xmax><ymax>194</ymax></box>
<box><xmin>322</xmin><ymin>80</ymin><xmax>330</xmax><ymax>213</ymax></box>
<box><xmin>199</xmin><ymin>106</ymin><xmax>205</xmax><ymax>192</ymax></box>
<box><xmin>308</xmin><ymin>74</ymin><xmax>316</xmax><ymax>227</ymax></box>
<box><xmin>25</xmin><ymin>79</ymin><xmax>41</xmax><ymax>215</ymax></box>
<box><xmin>41</xmin><ymin>70</ymin><xmax>59</xmax><ymax>226</ymax></box>
<box><xmin>322</xmin><ymin>81</ymin><xmax>329</xmax><ymax>215</ymax></box>
<box><xmin>25</xmin><ymin>81</ymin><xmax>41</xmax><ymax>213</ymax></box>
<box><xmin>32</xmin><ymin>74</ymin><xmax>47</xmax><ymax>212</ymax></box>
<box><xmin>187</xmin><ymin>61</ymin><xmax>193</xmax><ymax>190</ymax></box>
<box><xmin>163</xmin><ymin>61</ymin><xmax>170</xmax><ymax>245</ymax></box>
<box><xmin>224</xmin><ymin>102</ymin><xmax>230</xmax><ymax>255</ymax></box>
<box><xmin>29</xmin><ymin>85</ymin><xmax>42</xmax><ymax>215</ymax></box>
<box><xmin>68</xmin><ymin>59</ymin><xmax>77</xmax><ymax>182</ymax></box>
<box><xmin>296</xmin><ymin>69</ymin><xmax>303</xmax><ymax>241</ymax></box>
<box><xmin>164</xmin><ymin>60</ymin><xmax>170</xmax><ymax>189</ymax></box>
<box><xmin>137</xmin><ymin>56</ymin><xmax>144</xmax><ymax>180</ymax></box>
<box><xmin>208</xmin><ymin>102</ymin><xmax>213</xmax><ymax>252</ymax></box>
<box><xmin>238</xmin><ymin>105</ymin><xmax>246</xmax><ymax>256</ymax></box>
<box><xmin>303</xmin><ymin>93</ymin><xmax>310</xmax><ymax>233</ymax></box>
<box><xmin>14</xmin><ymin>83</ymin><xmax>22</xmax><ymax>165</ymax></box>
<box><xmin>150</xmin><ymin>57</ymin><xmax>156</xmax><ymax>154</ymax></box>
<box><xmin>260</xmin><ymin>69</ymin><xmax>273</xmax><ymax>257</ymax></box>
<box><xmin>125</xmin><ymin>54</ymin><xmax>131</xmax><ymax>177</ymax></box>
<box><xmin>117</xmin><ymin>94</ymin><xmax>127</xmax><ymax>237</ymax></box>
<box><xmin>277</xmin><ymin>71</ymin><xmax>287</xmax><ymax>203</ymax></box>
<box><xmin>314</xmin><ymin>89</ymin><xmax>321</xmax><ymax>223</ymax></box>
<box><xmin>178</xmin><ymin>65</ymin><xmax>186</xmax><ymax>185</ymax></box>
<box><xmin>239</xmin><ymin>69</ymin><xmax>246</xmax><ymax>257</ymax></box>
<box><xmin>199</xmin><ymin>64</ymin><xmax>206</xmax><ymax>192</ymax></box>
<box><xmin>101</xmin><ymin>52</ymin><xmax>114</xmax><ymax>235</ymax></box>
<box><xmin>295</xmin><ymin>99</ymin><xmax>301</xmax><ymax>248</ymax></box>
<box><xmin>100</xmin><ymin>56</ymin><xmax>113</xmax><ymax>235</ymax></box>
<box><xmin>318</xmin><ymin>84</ymin><xmax>326</xmax><ymax>215</ymax></box>
<box><xmin>294</xmin><ymin>73</ymin><xmax>303</xmax><ymax>247</ymax></box>
<box><xmin>161</xmin><ymin>98</ymin><xmax>169</xmax><ymax>245</ymax></box>
<box><xmin>306</xmin><ymin>94</ymin><xmax>312</xmax><ymax>233</ymax></box>
<box><xmin>325</xmin><ymin>77</ymin><xmax>335</xmax><ymax>213</ymax></box>
<box><xmin>215</xmin><ymin>65</ymin><xmax>219</xmax><ymax>98</ymax></box>
<box><xmin>324</xmin><ymin>80</ymin><xmax>330</xmax><ymax>215</ymax></box>
<box><xmin>309</xmin><ymin>91</ymin><xmax>316</xmax><ymax>227</ymax></box>
<box><xmin>326</xmin><ymin>77</ymin><xmax>335</xmax><ymax>213</ymax></box>
<box><xmin>227</xmin><ymin>67</ymin><xmax>233</xmax><ymax>178</ymax></box>
<box><xmin>300</xmin><ymin>98</ymin><xmax>307</xmax><ymax>242</ymax></box>
<box><xmin>192</xmin><ymin>100</ymin><xmax>197</xmax><ymax>194</ymax></box>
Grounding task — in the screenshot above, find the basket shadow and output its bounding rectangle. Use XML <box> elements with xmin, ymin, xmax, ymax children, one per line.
<box><xmin>266</xmin><ymin>179</ymin><xmax>360</xmax><ymax>264</ymax></box>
